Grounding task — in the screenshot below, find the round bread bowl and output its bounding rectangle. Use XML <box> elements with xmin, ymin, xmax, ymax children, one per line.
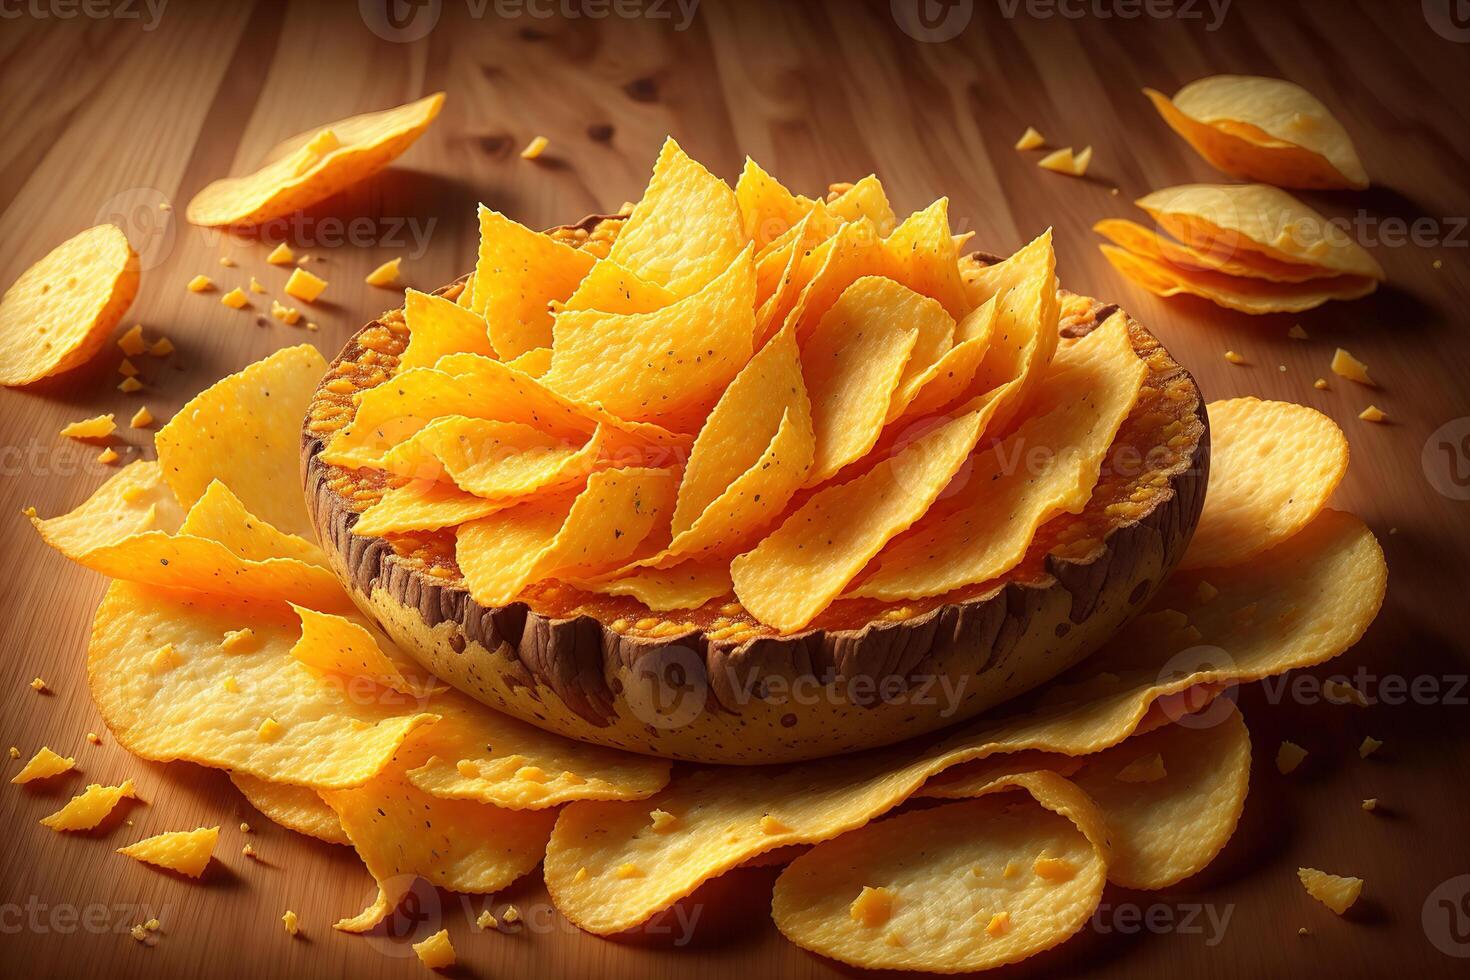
<box><xmin>302</xmin><ymin>216</ymin><xmax>1208</xmax><ymax>765</ymax></box>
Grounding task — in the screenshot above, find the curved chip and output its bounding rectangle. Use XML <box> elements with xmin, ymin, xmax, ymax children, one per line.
<box><xmin>351</xmin><ymin>480</ymin><xmax>510</xmax><ymax>537</ymax></box>
<box><xmin>772</xmin><ymin>771</ymin><xmax>1109</xmax><ymax>972</ymax></box>
<box><xmin>580</xmin><ymin>558</ymin><xmax>732</xmax><ymax>612</ymax></box>
<box><xmin>11</xmin><ymin>746</ymin><xmax>76</xmax><ymax>784</ymax></box>
<box><xmin>28</xmin><ymin>460</ymin><xmax>184</xmax><ymax>558</ymax></box>
<box><xmin>379</xmin><ymin>416</ymin><xmax>606</xmax><ymax>499</ymax></box>
<box><xmin>0</xmin><ymin>224</ymin><xmax>140</xmax><ymax>386</ymax></box>
<box><xmin>472</xmin><ymin>205</ymin><xmax>596</xmax><ymax>359</ymax></box>
<box><xmin>735</xmin><ymin>157</ymin><xmax>815</xmax><ymax>249</ymax></box>
<box><xmin>179</xmin><ymin>480</ymin><xmax>327</xmax><ymax>566</ymax></box>
<box><xmin>1181</xmin><ymin>398</ymin><xmax>1349</xmax><ymax>569</ymax></box>
<box><xmin>117</xmin><ymin>826</ymin><xmax>219</xmax><ymax>878</ymax></box>
<box><xmin>61</xmin><ymin>414</ymin><xmax>118</xmax><ymax>440</ymax></box>
<box><xmin>41</xmin><ymin>780</ymin><xmax>136</xmax><ymax>831</ymax></box>
<box><xmin>883</xmin><ymin>198</ymin><xmax>971</xmax><ymax>320</ymax></box>
<box><xmin>1093</xmin><ymin>218</ymin><xmax>1328</xmax><ymax>284</ymax></box>
<box><xmin>1100</xmin><ymin>244</ymin><xmax>1376</xmax><ymax>314</ymax></box>
<box><xmin>562</xmin><ymin>258</ymin><xmax>674</xmax><ymax>315</ymax></box>
<box><xmin>398</xmin><ymin>288</ymin><xmax>495</xmax><ymax>371</ymax></box>
<box><xmin>185</xmin><ymin>93</ymin><xmax>444</xmax><ymax>226</ymax></box>
<box><xmin>231</xmin><ymin>772</ymin><xmax>350</xmax><ymax>845</ymax></box>
<box><xmin>885</xmin><ymin>292</ymin><xmax>997</xmax><ymax>424</ymax></box>
<box><xmin>289</xmin><ymin>605</ymin><xmax>423</xmax><ymax>696</ymax></box>
<box><xmin>156</xmin><ymin>344</ymin><xmax>327</xmax><ymax>537</ymax></box>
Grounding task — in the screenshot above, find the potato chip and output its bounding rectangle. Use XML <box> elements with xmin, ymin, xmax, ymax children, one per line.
<box><xmin>28</xmin><ymin>460</ymin><xmax>184</xmax><ymax>558</ymax></box>
<box><xmin>156</xmin><ymin>344</ymin><xmax>326</xmax><ymax>537</ymax></box>
<box><xmin>178</xmin><ymin>480</ymin><xmax>327</xmax><ymax>566</ymax></box>
<box><xmin>883</xmin><ymin>199</ymin><xmax>971</xmax><ymax>320</ymax></box>
<box><xmin>61</xmin><ymin>414</ymin><xmax>117</xmax><ymax>441</ymax></box>
<box><xmin>364</xmin><ymin>258</ymin><xmax>401</xmax><ymax>288</ymax></box>
<box><xmin>398</xmin><ymin>288</ymin><xmax>495</xmax><ymax>371</ymax></box>
<box><xmin>40</xmin><ymin>780</ymin><xmax>136</xmax><ymax>831</ymax></box>
<box><xmin>852</xmin><ymin>312</ymin><xmax>1145</xmax><ymax>600</ymax></box>
<box><xmin>321</xmin><ymin>732</ymin><xmax>557</xmax><ymax>932</ymax></box>
<box><xmin>185</xmin><ymin>93</ymin><xmax>445</xmax><ymax>226</ymax></box>
<box><xmin>827</xmin><ymin>174</ymin><xmax>898</xmax><ymax>235</ymax></box>
<box><xmin>1135</xmin><ymin>184</ymin><xmax>1383</xmax><ymax>281</ymax></box>
<box><xmin>505</xmin><ymin>346</ymin><xmax>552</xmax><ymax>376</ymax></box>
<box><xmin>380</xmin><ymin>417</ymin><xmax>606</xmax><ymax>500</ymax></box>
<box><xmin>0</xmin><ymin>225</ymin><xmax>140</xmax><ymax>386</ymax></box>
<box><xmin>1298</xmin><ymin>867</ymin><xmax>1363</xmax><ymax>915</ymax></box>
<box><xmin>230</xmin><ymin>772</ymin><xmax>350</xmax><ymax>845</ymax></box>
<box><xmin>736</xmin><ymin>157</ymin><xmax>815</xmax><ymax>249</ymax></box>
<box><xmin>732</xmin><ymin>407</ymin><xmax>987</xmax><ymax>633</ymax></box>
<box><xmin>1093</xmin><ymin>218</ymin><xmax>1328</xmax><ymax>283</ymax></box>
<box><xmin>88</xmin><ymin>580</ymin><xmax>437</xmax><ymax>789</ymax></box>
<box><xmin>117</xmin><ymin>826</ymin><xmax>219</xmax><ymax>878</ymax></box>
<box><xmin>608</xmin><ymin>137</ymin><xmax>746</xmax><ymax>297</ymax></box>
<box><xmin>802</xmin><ymin>277</ymin><xmax>937</xmax><ymax>486</ymax></box>
<box><xmin>778</xmin><ymin>219</ymin><xmax>890</xmax><ymax>343</ymax></box>
<box><xmin>1099</xmin><ymin>245</ymin><xmax>1376</xmax><ymax>314</ymax></box>
<box><xmin>412</xmin><ymin>929</ymin><xmax>456</xmax><ymax>969</ymax></box>
<box><xmin>1151</xmin><ymin>76</ymin><xmax>1368</xmax><ymax>189</ymax></box>
<box><xmin>351</xmin><ymin>480</ymin><xmax>510</xmax><ymax>537</ymax></box>
<box><xmin>472</xmin><ymin>206</ymin><xmax>595</xmax><ymax>359</ymax></box>
<box><xmin>562</xmin><ymin>258</ymin><xmax>675</xmax><ymax>315</ymax></box>
<box><xmin>885</xmin><ymin>293</ymin><xmax>998</xmax><ymax>423</ymax></box>
<box><xmin>11</xmin><ymin>746</ymin><xmax>76</xmax><ymax>784</ymax></box>
<box><xmin>1181</xmin><ymin>398</ymin><xmax>1348</xmax><ymax>569</ymax></box>
<box><xmin>580</xmin><ymin>558</ymin><xmax>732</xmax><ymax>612</ymax></box>
<box><xmin>289</xmin><ymin>605</ymin><xmax>421</xmax><ymax>696</ymax></box>
<box><xmin>457</xmin><ymin>467</ymin><xmax>678</xmax><ymax>607</ymax></box>
<box><xmin>545</xmin><ymin>246</ymin><xmax>755</xmax><ymax>431</ymax></box>
<box><xmin>772</xmin><ymin>771</ymin><xmax>1108</xmax><ymax>972</ymax></box>
<box><xmin>545</xmin><ymin>509</ymin><xmax>1384</xmax><ymax>934</ymax></box>
<box><xmin>403</xmin><ymin>688</ymin><xmax>669</xmax><ymax>809</ymax></box>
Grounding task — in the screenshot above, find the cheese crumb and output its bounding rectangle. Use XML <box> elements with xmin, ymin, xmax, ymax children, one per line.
<box><xmin>1071</xmin><ymin>145</ymin><xmax>1093</xmax><ymax>176</ymax></box>
<box><xmin>1224</xmin><ymin>349</ymin><xmax>1245</xmax><ymax>365</ymax></box>
<box><xmin>1037</xmin><ymin>147</ymin><xmax>1077</xmax><ymax>174</ymax></box>
<box><xmin>130</xmin><ymin>924</ymin><xmax>148</xmax><ymax>942</ymax></box>
<box><xmin>222</xmin><ymin>676</ymin><xmax>239</xmax><ymax>694</ymax></box>
<box><xmin>985</xmin><ymin>911</ymin><xmax>1011</xmax><ymax>937</ymax></box>
<box><xmin>270</xmin><ymin>300</ymin><xmax>302</xmax><ymax>325</ymax></box>
<box><xmin>256</xmin><ymin>718</ymin><xmax>283</xmax><ymax>742</ymax></box>
<box><xmin>759</xmin><ymin>814</ymin><xmax>792</xmax><ymax>835</ymax></box>
<box><xmin>222</xmin><ymin>628</ymin><xmax>256</xmax><ymax>652</ymax></box>
<box><xmin>130</xmin><ymin>406</ymin><xmax>154</xmax><ymax>428</ymax></box>
<box><xmin>1313</xmin><ymin>378</ymin><xmax>1329</xmax><ymax>390</ymax></box>
<box><xmin>284</xmin><ymin>267</ymin><xmax>327</xmax><ymax>303</ymax></box>
<box><xmin>87</xmin><ymin>732</ymin><xmax>101</xmax><ymax>744</ymax></box>
<box><xmin>1330</xmin><ymin>347</ymin><xmax>1373</xmax><ymax>385</ymax></box>
<box><xmin>282</xmin><ymin>910</ymin><xmax>299</xmax><ymax>936</ymax></box>
<box><xmin>573</xmin><ymin>866</ymin><xmax>589</xmax><ymax>883</ymax></box>
<box><xmin>249</xmin><ymin>277</ymin><xmax>266</xmax><ymax>294</ymax></box>
<box><xmin>118</xmin><ymin>376</ymin><xmax>144</xmax><ymax>393</ymax></box>
<box><xmin>1033</xmin><ymin>854</ymin><xmax>1077</xmax><ymax>881</ymax></box>
<box><xmin>1359</xmin><ymin>735</ymin><xmax>1382</xmax><ymax>758</ymax></box>
<box><xmin>267</xmin><ymin>243</ymin><xmax>295</xmax><ymax>265</ymax></box>
<box><xmin>187</xmin><ymin>274</ymin><xmax>214</xmax><ymax>293</ymax></box>
<box><xmin>364</xmin><ymin>257</ymin><xmax>401</xmax><ymax>287</ymax></box>
<box><xmin>242</xmin><ymin>843</ymin><xmax>257</xmax><ymax>858</ymax></box>
<box><xmin>118</xmin><ymin>358</ymin><xmax>139</xmax><ymax>377</ymax></box>
<box><xmin>615</xmin><ymin>862</ymin><xmax>642</xmax><ymax>879</ymax></box>
<box><xmin>520</xmin><ymin>135</ymin><xmax>550</xmax><ymax>160</ymax></box>
<box><xmin>849</xmin><ymin>886</ymin><xmax>894</xmax><ymax>927</ymax></box>
<box><xmin>8</xmin><ymin>747</ymin><xmax>19</xmax><ymax>759</ymax></box>
<box><xmin>149</xmin><ymin>337</ymin><xmax>174</xmax><ymax>357</ymax></box>
<box><xmin>1276</xmin><ymin>740</ymin><xmax>1308</xmax><ymax>774</ymax></box>
<box><xmin>1358</xmin><ymin>405</ymin><xmax>1387</xmax><ymax>423</ymax></box>
<box><xmin>1014</xmin><ymin>126</ymin><xmax>1045</xmax><ymax>151</ymax></box>
<box><xmin>240</xmin><ymin>822</ymin><xmax>251</xmax><ymax>833</ymax></box>
<box><xmin>220</xmin><ymin>287</ymin><xmax>249</xmax><ymax>309</ymax></box>
<box><xmin>1002</xmin><ymin>860</ymin><xmax>1019</xmax><ymax>879</ymax></box>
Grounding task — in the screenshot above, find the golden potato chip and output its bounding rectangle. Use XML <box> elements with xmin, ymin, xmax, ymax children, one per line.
<box><xmin>732</xmin><ymin>407</ymin><xmax>987</xmax><ymax>633</ymax></box>
<box><xmin>580</xmin><ymin>558</ymin><xmax>732</xmax><ymax>612</ymax></box>
<box><xmin>321</xmin><ymin>733</ymin><xmax>557</xmax><ymax>932</ymax></box>
<box><xmin>11</xmin><ymin>746</ymin><xmax>76</xmax><ymax>784</ymax></box>
<box><xmin>608</xmin><ymin>137</ymin><xmax>746</xmax><ymax>297</ymax></box>
<box><xmin>1156</xmin><ymin>76</ymin><xmax>1368</xmax><ymax>189</ymax></box>
<box><xmin>117</xmin><ymin>826</ymin><xmax>219</xmax><ymax>878</ymax></box>
<box><xmin>156</xmin><ymin>344</ymin><xmax>326</xmax><ymax>537</ymax></box>
<box><xmin>472</xmin><ymin>206</ymin><xmax>595</xmax><ymax>359</ymax></box>
<box><xmin>852</xmin><ymin>312</ymin><xmax>1145</xmax><ymax>600</ymax></box>
<box><xmin>772</xmin><ymin>771</ymin><xmax>1108</xmax><ymax>972</ymax></box>
<box><xmin>28</xmin><ymin>460</ymin><xmax>184</xmax><ymax>557</ymax></box>
<box><xmin>1100</xmin><ymin>244</ymin><xmax>1376</xmax><ymax>314</ymax></box>
<box><xmin>351</xmin><ymin>480</ymin><xmax>510</xmax><ymax>537</ymax></box>
<box><xmin>380</xmin><ymin>417</ymin><xmax>606</xmax><ymax>500</ymax></box>
<box><xmin>178</xmin><ymin>480</ymin><xmax>327</xmax><ymax>566</ymax></box>
<box><xmin>802</xmin><ymin>277</ymin><xmax>939</xmax><ymax>486</ymax></box>
<box><xmin>1298</xmin><ymin>867</ymin><xmax>1363</xmax><ymax>915</ymax></box>
<box><xmin>40</xmin><ymin>780</ymin><xmax>136</xmax><ymax>831</ymax></box>
<box><xmin>185</xmin><ymin>93</ymin><xmax>445</xmax><ymax>226</ymax></box>
<box><xmin>562</xmin><ymin>258</ymin><xmax>675</xmax><ymax>315</ymax></box>
<box><xmin>1093</xmin><ymin>218</ymin><xmax>1328</xmax><ymax>283</ymax></box>
<box><xmin>736</xmin><ymin>157</ymin><xmax>816</xmax><ymax>249</ymax></box>
<box><xmin>883</xmin><ymin>198</ymin><xmax>971</xmax><ymax>320</ymax></box>
<box><xmin>1181</xmin><ymin>398</ymin><xmax>1348</xmax><ymax>569</ymax></box>
<box><xmin>398</xmin><ymin>288</ymin><xmax>495</xmax><ymax>371</ymax></box>
<box><xmin>230</xmin><ymin>772</ymin><xmax>350</xmax><ymax>845</ymax></box>
<box><xmin>827</xmin><ymin>174</ymin><xmax>898</xmax><ymax>235</ymax></box>
<box><xmin>505</xmin><ymin>346</ymin><xmax>552</xmax><ymax>376</ymax></box>
<box><xmin>457</xmin><ymin>467</ymin><xmax>678</xmax><ymax>607</ymax></box>
<box><xmin>61</xmin><ymin>414</ymin><xmax>117</xmax><ymax>440</ymax></box>
<box><xmin>0</xmin><ymin>225</ymin><xmax>140</xmax><ymax>386</ymax></box>
<box><xmin>412</xmin><ymin>929</ymin><xmax>456</xmax><ymax>969</ymax></box>
<box><xmin>545</xmin><ymin>509</ymin><xmax>1384</xmax><ymax>934</ymax></box>
<box><xmin>779</xmin><ymin>218</ymin><xmax>890</xmax><ymax>343</ymax></box>
<box><xmin>1135</xmin><ymin>184</ymin><xmax>1383</xmax><ymax>281</ymax></box>
<box><xmin>403</xmin><ymin>688</ymin><xmax>669</xmax><ymax>809</ymax></box>
<box><xmin>289</xmin><ymin>605</ymin><xmax>421</xmax><ymax>696</ymax></box>
<box><xmin>89</xmin><ymin>580</ymin><xmax>437</xmax><ymax>789</ymax></box>
<box><xmin>545</xmin><ymin>246</ymin><xmax>755</xmax><ymax>431</ymax></box>
<box><xmin>885</xmin><ymin>293</ymin><xmax>998</xmax><ymax>423</ymax></box>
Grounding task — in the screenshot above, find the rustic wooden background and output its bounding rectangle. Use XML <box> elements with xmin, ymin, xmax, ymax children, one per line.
<box><xmin>2</xmin><ymin>0</ymin><xmax>1468</xmax><ymax>977</ymax></box>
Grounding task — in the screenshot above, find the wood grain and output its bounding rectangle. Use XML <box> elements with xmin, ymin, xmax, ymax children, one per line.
<box><xmin>2</xmin><ymin>1</ymin><xmax>1467</xmax><ymax>977</ymax></box>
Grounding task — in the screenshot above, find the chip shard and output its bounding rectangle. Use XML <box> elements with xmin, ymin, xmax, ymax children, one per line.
<box><xmin>411</xmin><ymin>928</ymin><xmax>456</xmax><ymax>970</ymax></box>
<box><xmin>1276</xmin><ymin>741</ymin><xmax>1308</xmax><ymax>775</ymax></box>
<box><xmin>282</xmin><ymin>910</ymin><xmax>300</xmax><ymax>936</ymax></box>
<box><xmin>11</xmin><ymin>746</ymin><xmax>76</xmax><ymax>784</ymax></box>
<box><xmin>117</xmin><ymin>826</ymin><xmax>219</xmax><ymax>878</ymax></box>
<box><xmin>1298</xmin><ymin>867</ymin><xmax>1362</xmax><ymax>915</ymax></box>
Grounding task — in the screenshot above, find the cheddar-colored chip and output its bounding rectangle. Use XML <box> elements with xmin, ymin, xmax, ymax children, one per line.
<box><xmin>505</xmin><ymin>346</ymin><xmax>551</xmax><ymax>376</ymax></box>
<box><xmin>186</xmin><ymin>94</ymin><xmax>445</xmax><ymax>226</ymax></box>
<box><xmin>351</xmin><ymin>480</ymin><xmax>510</xmax><ymax>537</ymax></box>
<box><xmin>1330</xmin><ymin>347</ymin><xmax>1373</xmax><ymax>385</ymax></box>
<box><xmin>1276</xmin><ymin>740</ymin><xmax>1308</xmax><ymax>775</ymax></box>
<box><xmin>11</xmin><ymin>746</ymin><xmax>76</xmax><ymax>784</ymax></box>
<box><xmin>88</xmin><ymin>580</ymin><xmax>437</xmax><ymax>788</ymax></box>
<box><xmin>364</xmin><ymin>257</ymin><xmax>401</xmax><ymax>288</ymax></box>
<box><xmin>731</xmin><ymin>408</ymin><xmax>986</xmax><ymax>632</ymax></box>
<box><xmin>1015</xmin><ymin>126</ymin><xmax>1046</xmax><ymax>151</ymax></box>
<box><xmin>581</xmin><ymin>558</ymin><xmax>732</xmax><ymax>612</ymax></box>
<box><xmin>177</xmin><ymin>480</ymin><xmax>327</xmax><ymax>566</ymax></box>
<box><xmin>411</xmin><ymin>929</ymin><xmax>456</xmax><ymax>970</ymax></box>
<box><xmin>1181</xmin><ymin>398</ymin><xmax>1348</xmax><ymax>569</ymax></box>
<box><xmin>61</xmin><ymin>414</ymin><xmax>117</xmax><ymax>440</ymax></box>
<box><xmin>117</xmin><ymin>826</ymin><xmax>219</xmax><ymax>878</ymax></box>
<box><xmin>1099</xmin><ymin>244</ymin><xmax>1376</xmax><ymax>314</ymax></box>
<box><xmin>403</xmin><ymin>688</ymin><xmax>670</xmax><ymax>809</ymax></box>
<box><xmin>27</xmin><ymin>460</ymin><xmax>184</xmax><ymax>557</ymax></box>
<box><xmin>156</xmin><ymin>344</ymin><xmax>326</xmax><ymax>537</ymax></box>
<box><xmin>117</xmin><ymin>323</ymin><xmax>147</xmax><ymax>355</ymax></box>
<box><xmin>772</xmin><ymin>772</ymin><xmax>1108</xmax><ymax>972</ymax></box>
<box><xmin>885</xmin><ymin>293</ymin><xmax>996</xmax><ymax>424</ymax></box>
<box><xmin>735</xmin><ymin>157</ymin><xmax>815</xmax><ymax>249</ymax></box>
<box><xmin>544</xmin><ymin>509</ymin><xmax>1384</xmax><ymax>935</ymax></box>
<box><xmin>0</xmin><ymin>225</ymin><xmax>140</xmax><ymax>386</ymax></box>
<box><xmin>883</xmin><ymin>198</ymin><xmax>970</xmax><ymax>321</ymax></box>
<box><xmin>457</xmin><ymin>467</ymin><xmax>678</xmax><ymax>607</ymax></box>
<box><xmin>1298</xmin><ymin>867</ymin><xmax>1363</xmax><ymax>915</ymax></box>
<box><xmin>472</xmin><ymin>206</ymin><xmax>596</xmax><ymax>359</ymax></box>
<box><xmin>545</xmin><ymin>246</ymin><xmax>755</xmax><ymax>431</ymax></box>
<box><xmin>289</xmin><ymin>605</ymin><xmax>422</xmax><ymax>696</ymax></box>
<box><xmin>1135</xmin><ymin>184</ymin><xmax>1383</xmax><ymax>281</ymax></box>
<box><xmin>562</xmin><ymin>258</ymin><xmax>675</xmax><ymax>316</ymax></box>
<box><xmin>41</xmin><ymin>780</ymin><xmax>136</xmax><ymax>831</ymax></box>
<box><xmin>1149</xmin><ymin>77</ymin><xmax>1368</xmax><ymax>190</ymax></box>
<box><xmin>775</xmin><ymin>218</ymin><xmax>888</xmax><ymax>344</ymax></box>
<box><xmin>855</xmin><ymin>312</ymin><xmax>1144</xmax><ymax>599</ymax></box>
<box><xmin>1093</xmin><ymin>218</ymin><xmax>1328</xmax><ymax>283</ymax></box>
<box><xmin>380</xmin><ymin>416</ymin><xmax>605</xmax><ymax>499</ymax></box>
<box><xmin>608</xmin><ymin>137</ymin><xmax>746</xmax><ymax>297</ymax></box>
<box><xmin>230</xmin><ymin>772</ymin><xmax>350</xmax><ymax>845</ymax></box>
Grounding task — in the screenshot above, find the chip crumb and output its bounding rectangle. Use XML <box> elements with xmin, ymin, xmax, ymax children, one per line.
<box><xmin>1071</xmin><ymin>145</ymin><xmax>1093</xmax><ymax>176</ymax></box>
<box><xmin>1359</xmin><ymin>736</ymin><xmax>1382</xmax><ymax>758</ymax></box>
<box><xmin>267</xmin><ymin>243</ymin><xmax>294</xmax><ymax>265</ymax></box>
<box><xmin>364</xmin><ymin>257</ymin><xmax>401</xmax><ymax>288</ymax></box>
<box><xmin>118</xmin><ymin>358</ymin><xmax>139</xmax><ymax>377</ymax></box>
<box><xmin>284</xmin><ymin>267</ymin><xmax>327</xmax><ymax>303</ymax></box>
<box><xmin>1330</xmin><ymin>347</ymin><xmax>1373</xmax><ymax>385</ymax></box>
<box><xmin>130</xmin><ymin>923</ymin><xmax>148</xmax><ymax>942</ymax></box>
<box><xmin>615</xmin><ymin>862</ymin><xmax>643</xmax><ymax>879</ymax></box>
<box><xmin>1224</xmin><ymin>349</ymin><xmax>1245</xmax><ymax>365</ymax></box>
<box><xmin>759</xmin><ymin>814</ymin><xmax>792</xmax><ymax>835</ymax></box>
<box><xmin>1298</xmin><ymin>867</ymin><xmax>1363</xmax><ymax>915</ymax></box>
<box><xmin>1033</xmin><ymin>854</ymin><xmax>1077</xmax><ymax>882</ymax></box>
<box><xmin>649</xmin><ymin>808</ymin><xmax>678</xmax><ymax>833</ymax></box>
<box><xmin>1432</xmin><ymin>258</ymin><xmax>1442</xmax><ymax>270</ymax></box>
<box><xmin>187</xmin><ymin>274</ymin><xmax>215</xmax><ymax>293</ymax></box>
<box><xmin>411</xmin><ymin>928</ymin><xmax>455</xmax><ymax>970</ymax></box>
<box><xmin>1014</xmin><ymin>126</ymin><xmax>1045</xmax><ymax>151</ymax></box>
<box><xmin>270</xmin><ymin>300</ymin><xmax>302</xmax><ymax>326</ymax></box>
<box><xmin>130</xmin><ymin>406</ymin><xmax>154</xmax><ymax>428</ymax></box>
<box><xmin>218</xmin><ymin>256</ymin><xmax>235</xmax><ymax>267</ymax></box>
<box><xmin>1298</xmin><ymin>926</ymin><xmax>1309</xmax><ymax>936</ymax></box>
<box><xmin>1037</xmin><ymin>147</ymin><xmax>1078</xmax><ymax>175</ymax></box>
<box><xmin>502</xmin><ymin>904</ymin><xmax>521</xmax><ymax>924</ymax></box>
<box><xmin>118</xmin><ymin>376</ymin><xmax>144</xmax><ymax>393</ymax></box>
<box><xmin>222</xmin><ymin>628</ymin><xmax>257</xmax><ymax>652</ymax></box>
<box><xmin>282</xmin><ymin>909</ymin><xmax>299</xmax><ymax>936</ymax></box>
<box><xmin>520</xmin><ymin>135</ymin><xmax>549</xmax><ymax>160</ymax></box>
<box><xmin>30</xmin><ymin>677</ymin><xmax>46</xmax><ymax>692</ymax></box>
<box><xmin>1115</xmin><ymin>753</ymin><xmax>1167</xmax><ymax>783</ymax></box>
<box><xmin>476</xmin><ymin>909</ymin><xmax>498</xmax><ymax>930</ymax></box>
<box><xmin>1358</xmin><ymin>405</ymin><xmax>1387</xmax><ymax>423</ymax></box>
<box><xmin>305</xmin><ymin>321</ymin><xmax>319</xmax><ymax>331</ymax></box>
<box><xmin>1194</xmin><ymin>580</ymin><xmax>1219</xmax><ymax>603</ymax></box>
<box><xmin>61</xmin><ymin>414</ymin><xmax>117</xmax><ymax>440</ymax></box>
<box><xmin>985</xmin><ymin>911</ymin><xmax>1011</xmax><ymax>937</ymax></box>
<box><xmin>240</xmin><ymin>822</ymin><xmax>251</xmax><ymax>833</ymax></box>
<box><xmin>158</xmin><ymin>202</ymin><xmax>171</xmax><ymax>211</ymax></box>
<box><xmin>1324</xmin><ymin>679</ymin><xmax>1368</xmax><ymax>707</ymax></box>
<box><xmin>249</xmin><ymin>277</ymin><xmax>266</xmax><ymax>294</ymax></box>
<box><xmin>1314</xmin><ymin>378</ymin><xmax>1329</xmax><ymax>390</ymax></box>
<box><xmin>220</xmin><ymin>287</ymin><xmax>249</xmax><ymax>309</ymax></box>
<box><xmin>145</xmin><ymin>918</ymin><xmax>160</xmax><ymax>932</ymax></box>
<box><xmin>1361</xmin><ymin>798</ymin><xmax>1377</xmax><ymax>812</ymax></box>
<box><xmin>1288</xmin><ymin>324</ymin><xmax>1309</xmax><ymax>340</ymax></box>
<box><xmin>149</xmin><ymin>337</ymin><xmax>174</xmax><ymax>357</ymax></box>
<box><xmin>1279</xmin><ymin>364</ymin><xmax>1288</xmax><ymax>372</ymax></box>
<box><xmin>87</xmin><ymin>732</ymin><xmax>101</xmax><ymax>744</ymax></box>
<box><xmin>242</xmin><ymin>843</ymin><xmax>257</xmax><ymax>858</ymax></box>
<box><xmin>849</xmin><ymin>886</ymin><xmax>894</xmax><ymax>927</ymax></box>
<box><xmin>11</xmin><ymin>746</ymin><xmax>75</xmax><ymax>784</ymax></box>
<box><xmin>117</xmin><ymin>324</ymin><xmax>147</xmax><ymax>355</ymax></box>
<box><xmin>1276</xmin><ymin>740</ymin><xmax>1308</xmax><ymax>774</ymax></box>
<box><xmin>8</xmin><ymin>747</ymin><xmax>19</xmax><ymax>759</ymax></box>
<box><xmin>256</xmin><ymin>718</ymin><xmax>283</xmax><ymax>742</ymax></box>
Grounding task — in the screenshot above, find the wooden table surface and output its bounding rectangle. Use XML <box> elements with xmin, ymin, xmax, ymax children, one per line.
<box><xmin>2</xmin><ymin>1</ymin><xmax>1468</xmax><ymax>977</ymax></box>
